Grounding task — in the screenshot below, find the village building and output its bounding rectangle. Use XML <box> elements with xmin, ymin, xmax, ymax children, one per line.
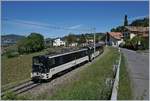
<box><xmin>106</xmin><ymin>32</ymin><xmax>124</xmax><ymax>47</ymax></box>
<box><xmin>106</xmin><ymin>26</ymin><xmax>149</xmax><ymax>47</ymax></box>
<box><xmin>124</xmin><ymin>26</ymin><xmax>149</xmax><ymax>39</ymax></box>
<box><xmin>87</xmin><ymin>39</ymin><xmax>94</xmax><ymax>43</ymax></box>
<box><xmin>69</xmin><ymin>42</ymin><xmax>78</xmax><ymax>47</ymax></box>
<box><xmin>53</xmin><ymin>38</ymin><xmax>66</xmax><ymax>46</ymax></box>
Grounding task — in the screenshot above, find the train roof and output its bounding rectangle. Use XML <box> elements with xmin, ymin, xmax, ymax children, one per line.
<box><xmin>47</xmin><ymin>48</ymin><xmax>88</xmax><ymax>59</ymax></box>
<box><xmin>33</xmin><ymin>47</ymin><xmax>88</xmax><ymax>59</ymax></box>
<box><xmin>33</xmin><ymin>43</ymin><xmax>104</xmax><ymax>59</ymax></box>
<box><xmin>85</xmin><ymin>43</ymin><xmax>104</xmax><ymax>49</ymax></box>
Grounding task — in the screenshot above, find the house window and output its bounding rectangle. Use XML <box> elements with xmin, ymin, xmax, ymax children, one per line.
<box><xmin>123</xmin><ymin>32</ymin><xmax>130</xmax><ymax>39</ymax></box>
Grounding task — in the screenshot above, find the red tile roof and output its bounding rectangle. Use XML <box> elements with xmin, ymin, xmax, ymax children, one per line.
<box><xmin>107</xmin><ymin>32</ymin><xmax>123</xmax><ymax>40</ymax></box>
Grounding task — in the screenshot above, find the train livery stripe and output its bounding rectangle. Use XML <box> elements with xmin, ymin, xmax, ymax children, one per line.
<box><xmin>50</xmin><ymin>56</ymin><xmax>89</xmax><ymax>76</ymax></box>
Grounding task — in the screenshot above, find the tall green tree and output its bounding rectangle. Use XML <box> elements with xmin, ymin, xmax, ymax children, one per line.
<box><xmin>17</xmin><ymin>33</ymin><xmax>44</xmax><ymax>54</ymax></box>
<box><xmin>124</xmin><ymin>15</ymin><xmax>128</xmax><ymax>26</ymax></box>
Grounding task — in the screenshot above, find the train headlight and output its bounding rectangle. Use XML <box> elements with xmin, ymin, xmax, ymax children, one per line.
<box><xmin>32</xmin><ymin>73</ymin><xmax>36</xmax><ymax>76</ymax></box>
<box><xmin>40</xmin><ymin>74</ymin><xmax>45</xmax><ymax>78</ymax></box>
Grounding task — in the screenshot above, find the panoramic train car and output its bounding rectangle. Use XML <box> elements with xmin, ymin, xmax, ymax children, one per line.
<box><xmin>31</xmin><ymin>43</ymin><xmax>104</xmax><ymax>82</ymax></box>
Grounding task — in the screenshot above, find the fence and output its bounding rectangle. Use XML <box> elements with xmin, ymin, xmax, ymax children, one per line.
<box><xmin>110</xmin><ymin>48</ymin><xmax>121</xmax><ymax>100</ymax></box>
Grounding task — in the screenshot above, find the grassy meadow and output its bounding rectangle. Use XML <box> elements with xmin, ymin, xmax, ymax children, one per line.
<box><xmin>1</xmin><ymin>51</ymin><xmax>46</xmax><ymax>87</ymax></box>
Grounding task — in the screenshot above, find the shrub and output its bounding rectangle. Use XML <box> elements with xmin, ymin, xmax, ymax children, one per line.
<box><xmin>123</xmin><ymin>36</ymin><xmax>149</xmax><ymax>50</ymax></box>
<box><xmin>5</xmin><ymin>50</ymin><xmax>19</xmax><ymax>58</ymax></box>
<box><xmin>141</xmin><ymin>37</ymin><xmax>149</xmax><ymax>49</ymax></box>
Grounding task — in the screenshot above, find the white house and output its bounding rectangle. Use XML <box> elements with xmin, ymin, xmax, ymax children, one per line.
<box><xmin>107</xmin><ymin>32</ymin><xmax>124</xmax><ymax>47</ymax></box>
<box><xmin>69</xmin><ymin>42</ymin><xmax>78</xmax><ymax>47</ymax></box>
<box><xmin>53</xmin><ymin>38</ymin><xmax>66</xmax><ymax>46</ymax></box>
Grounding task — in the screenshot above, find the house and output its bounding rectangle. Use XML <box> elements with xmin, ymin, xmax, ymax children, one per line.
<box><xmin>88</xmin><ymin>39</ymin><xmax>94</xmax><ymax>43</ymax></box>
<box><xmin>124</xmin><ymin>26</ymin><xmax>149</xmax><ymax>39</ymax></box>
<box><xmin>106</xmin><ymin>32</ymin><xmax>124</xmax><ymax>47</ymax></box>
<box><xmin>69</xmin><ymin>42</ymin><xmax>78</xmax><ymax>47</ymax></box>
<box><xmin>53</xmin><ymin>38</ymin><xmax>66</xmax><ymax>46</ymax></box>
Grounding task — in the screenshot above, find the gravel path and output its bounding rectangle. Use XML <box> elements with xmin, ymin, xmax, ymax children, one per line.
<box><xmin>20</xmin><ymin>48</ymin><xmax>107</xmax><ymax>99</ymax></box>
<box><xmin>121</xmin><ymin>48</ymin><xmax>149</xmax><ymax>100</ymax></box>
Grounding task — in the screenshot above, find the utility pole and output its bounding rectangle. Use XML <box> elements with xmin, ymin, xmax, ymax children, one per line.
<box><xmin>105</xmin><ymin>32</ymin><xmax>108</xmax><ymax>47</ymax></box>
<box><xmin>93</xmin><ymin>27</ymin><xmax>96</xmax><ymax>55</ymax></box>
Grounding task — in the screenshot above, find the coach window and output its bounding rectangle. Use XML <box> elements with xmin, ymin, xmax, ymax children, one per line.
<box><xmin>47</xmin><ymin>58</ymin><xmax>55</xmax><ymax>68</ymax></box>
<box><xmin>65</xmin><ymin>54</ymin><xmax>70</xmax><ymax>63</ymax></box>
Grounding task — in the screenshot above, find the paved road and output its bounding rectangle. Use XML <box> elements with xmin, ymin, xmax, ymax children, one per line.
<box><xmin>121</xmin><ymin>48</ymin><xmax>149</xmax><ymax>100</ymax></box>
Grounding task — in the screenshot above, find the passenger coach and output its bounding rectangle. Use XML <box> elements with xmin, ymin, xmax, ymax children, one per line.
<box><xmin>31</xmin><ymin>43</ymin><xmax>104</xmax><ymax>82</ymax></box>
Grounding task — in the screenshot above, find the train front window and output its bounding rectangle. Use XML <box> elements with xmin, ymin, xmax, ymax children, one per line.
<box><xmin>33</xmin><ymin>58</ymin><xmax>43</xmax><ymax>65</ymax></box>
<box><xmin>32</xmin><ymin>57</ymin><xmax>46</xmax><ymax>73</ymax></box>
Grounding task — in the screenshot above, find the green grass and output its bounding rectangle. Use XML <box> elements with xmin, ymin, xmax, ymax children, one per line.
<box><xmin>25</xmin><ymin>46</ymin><xmax>120</xmax><ymax>100</ymax></box>
<box><xmin>1</xmin><ymin>46</ymin><xmax>70</xmax><ymax>90</ymax></box>
<box><xmin>1</xmin><ymin>50</ymin><xmax>46</xmax><ymax>87</ymax></box>
<box><xmin>117</xmin><ymin>53</ymin><xmax>132</xmax><ymax>99</ymax></box>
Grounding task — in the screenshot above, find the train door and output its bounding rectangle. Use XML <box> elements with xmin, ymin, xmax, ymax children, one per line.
<box><xmin>87</xmin><ymin>47</ymin><xmax>92</xmax><ymax>62</ymax></box>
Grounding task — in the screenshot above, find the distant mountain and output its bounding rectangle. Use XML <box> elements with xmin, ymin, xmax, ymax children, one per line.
<box><xmin>1</xmin><ymin>34</ymin><xmax>25</xmax><ymax>46</ymax></box>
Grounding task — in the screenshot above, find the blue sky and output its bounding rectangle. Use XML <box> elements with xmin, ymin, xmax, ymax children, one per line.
<box><xmin>1</xmin><ymin>1</ymin><xmax>149</xmax><ymax>38</ymax></box>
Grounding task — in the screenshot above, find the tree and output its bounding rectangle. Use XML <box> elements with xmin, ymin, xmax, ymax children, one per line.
<box><xmin>110</xmin><ymin>26</ymin><xmax>127</xmax><ymax>32</ymax></box>
<box><xmin>110</xmin><ymin>28</ymin><xmax>116</xmax><ymax>32</ymax></box>
<box><xmin>27</xmin><ymin>33</ymin><xmax>44</xmax><ymax>51</ymax></box>
<box><xmin>66</xmin><ymin>33</ymin><xmax>77</xmax><ymax>44</ymax></box>
<box><xmin>78</xmin><ymin>34</ymin><xmax>86</xmax><ymax>44</ymax></box>
<box><xmin>124</xmin><ymin>15</ymin><xmax>128</xmax><ymax>26</ymax></box>
<box><xmin>130</xmin><ymin>17</ymin><xmax>149</xmax><ymax>27</ymax></box>
<box><xmin>17</xmin><ymin>33</ymin><xmax>44</xmax><ymax>54</ymax></box>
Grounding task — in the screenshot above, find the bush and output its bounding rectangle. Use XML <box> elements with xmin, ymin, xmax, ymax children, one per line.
<box><xmin>123</xmin><ymin>39</ymin><xmax>135</xmax><ymax>50</ymax></box>
<box><xmin>5</xmin><ymin>50</ymin><xmax>19</xmax><ymax>58</ymax></box>
<box><xmin>119</xmin><ymin>43</ymin><xmax>125</xmax><ymax>48</ymax></box>
<box><xmin>141</xmin><ymin>37</ymin><xmax>149</xmax><ymax>49</ymax></box>
<box><xmin>123</xmin><ymin>36</ymin><xmax>149</xmax><ymax>50</ymax></box>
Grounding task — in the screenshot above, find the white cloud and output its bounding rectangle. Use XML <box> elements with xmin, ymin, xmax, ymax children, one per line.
<box><xmin>2</xmin><ymin>18</ymin><xmax>91</xmax><ymax>32</ymax></box>
<box><xmin>68</xmin><ymin>24</ymin><xmax>82</xmax><ymax>29</ymax></box>
<box><xmin>2</xmin><ymin>18</ymin><xmax>63</xmax><ymax>30</ymax></box>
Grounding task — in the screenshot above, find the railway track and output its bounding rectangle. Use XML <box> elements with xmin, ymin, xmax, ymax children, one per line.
<box><xmin>1</xmin><ymin>81</ymin><xmax>41</xmax><ymax>97</ymax></box>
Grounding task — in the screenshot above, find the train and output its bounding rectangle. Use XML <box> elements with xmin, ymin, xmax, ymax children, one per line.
<box><xmin>31</xmin><ymin>43</ymin><xmax>104</xmax><ymax>82</ymax></box>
